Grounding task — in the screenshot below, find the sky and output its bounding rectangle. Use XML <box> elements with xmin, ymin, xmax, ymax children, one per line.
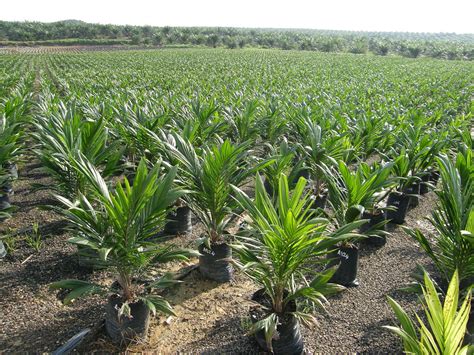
<box><xmin>1</xmin><ymin>0</ymin><xmax>473</xmax><ymax>34</ymax></box>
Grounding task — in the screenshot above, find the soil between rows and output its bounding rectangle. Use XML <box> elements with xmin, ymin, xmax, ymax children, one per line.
<box><xmin>0</xmin><ymin>159</ymin><xmax>434</xmax><ymax>353</ymax></box>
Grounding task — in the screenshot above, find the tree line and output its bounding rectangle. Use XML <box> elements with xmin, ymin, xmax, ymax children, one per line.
<box><xmin>1</xmin><ymin>20</ymin><xmax>473</xmax><ymax>60</ymax></box>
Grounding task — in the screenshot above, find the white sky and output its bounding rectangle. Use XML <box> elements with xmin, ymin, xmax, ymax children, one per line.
<box><xmin>1</xmin><ymin>0</ymin><xmax>473</xmax><ymax>34</ymax></box>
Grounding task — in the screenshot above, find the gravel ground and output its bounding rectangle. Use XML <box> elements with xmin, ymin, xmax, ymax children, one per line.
<box><xmin>1</xmin><ymin>159</ymin><xmax>437</xmax><ymax>353</ymax></box>
<box><xmin>309</xmin><ymin>197</ymin><xmax>436</xmax><ymax>353</ymax></box>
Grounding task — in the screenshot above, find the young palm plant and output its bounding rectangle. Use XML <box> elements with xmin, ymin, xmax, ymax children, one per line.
<box><xmin>385</xmin><ymin>270</ymin><xmax>472</xmax><ymax>354</ymax></box>
<box><xmin>165</xmin><ymin>133</ymin><xmax>262</xmax><ymax>282</ymax></box>
<box><xmin>384</xmin><ymin>149</ymin><xmax>420</xmax><ymax>224</ymax></box>
<box><xmin>110</xmin><ymin>98</ymin><xmax>170</xmax><ymax>171</ymax></box>
<box><xmin>390</xmin><ymin>123</ymin><xmax>445</xmax><ymax>206</ymax></box>
<box><xmin>261</xmin><ymin>138</ymin><xmax>305</xmax><ymax>198</ymax></box>
<box><xmin>224</xmin><ymin>99</ymin><xmax>261</xmax><ymax>144</ymax></box>
<box><xmin>338</xmin><ymin>160</ymin><xmax>395</xmax><ymax>247</ymax></box>
<box><xmin>34</xmin><ymin>101</ymin><xmax>123</xmax><ymax>199</ymax></box>
<box><xmin>325</xmin><ymin>162</ymin><xmax>389</xmax><ymax>286</ymax></box>
<box><xmin>232</xmin><ymin>174</ymin><xmax>360</xmax><ymax>353</ymax></box>
<box><xmin>175</xmin><ymin>97</ymin><xmax>227</xmax><ymax>148</ymax></box>
<box><xmin>0</xmin><ymin>123</ymin><xmax>19</xmax><ymax>208</ymax></box>
<box><xmin>0</xmin><ymin>99</ymin><xmax>25</xmax><ymax>214</ymax></box>
<box><xmin>259</xmin><ymin>99</ymin><xmax>290</xmax><ymax>150</ymax></box>
<box><xmin>347</xmin><ymin>113</ymin><xmax>391</xmax><ymax>160</ymax></box>
<box><xmin>404</xmin><ymin>152</ymin><xmax>474</xmax><ymax>290</ymax></box>
<box><xmin>293</xmin><ymin>115</ymin><xmax>349</xmax><ymax>209</ymax></box>
<box><xmin>51</xmin><ymin>157</ymin><xmax>196</xmax><ymax>343</ymax></box>
<box><xmin>153</xmin><ymin>130</ymin><xmax>198</xmax><ymax>236</ymax></box>
<box><xmin>332</xmin><ymin>160</ymin><xmax>395</xmax><ymax>215</ymax></box>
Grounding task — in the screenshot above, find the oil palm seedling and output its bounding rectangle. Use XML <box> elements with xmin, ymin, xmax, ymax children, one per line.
<box><xmin>259</xmin><ymin>99</ymin><xmax>290</xmax><ymax>149</ymax></box>
<box><xmin>384</xmin><ymin>270</ymin><xmax>472</xmax><ymax>354</ymax></box>
<box><xmin>411</xmin><ymin>134</ymin><xmax>446</xmax><ymax>197</ymax></box>
<box><xmin>155</xmin><ymin>130</ymin><xmax>195</xmax><ymax>236</ymax></box>
<box><xmin>51</xmin><ymin>157</ymin><xmax>196</xmax><ymax>343</ymax></box>
<box><xmin>293</xmin><ymin>116</ymin><xmax>349</xmax><ymax>209</ymax></box>
<box><xmin>332</xmin><ymin>160</ymin><xmax>395</xmax><ymax>247</ymax></box>
<box><xmin>232</xmin><ymin>174</ymin><xmax>359</xmax><ymax>354</ymax></box>
<box><xmin>404</xmin><ymin>152</ymin><xmax>474</xmax><ymax>291</ymax></box>
<box><xmin>260</xmin><ymin>138</ymin><xmax>305</xmax><ymax>198</ymax></box>
<box><xmin>224</xmin><ymin>99</ymin><xmax>262</xmax><ymax>145</ymax></box>
<box><xmin>392</xmin><ymin>123</ymin><xmax>446</xmax><ymax>204</ymax></box>
<box><xmin>383</xmin><ymin>149</ymin><xmax>420</xmax><ymax>224</ymax></box>
<box><xmin>443</xmin><ymin>115</ymin><xmax>472</xmax><ymax>156</ymax></box>
<box><xmin>34</xmin><ymin>101</ymin><xmax>123</xmax><ymax>200</ymax></box>
<box><xmin>348</xmin><ymin>113</ymin><xmax>391</xmax><ymax>160</ymax></box>
<box><xmin>1</xmin><ymin>94</ymin><xmax>29</xmax><ymax>157</ymax></box>
<box><xmin>110</xmin><ymin>98</ymin><xmax>171</xmax><ymax>171</ymax></box>
<box><xmin>325</xmin><ymin>163</ymin><xmax>375</xmax><ymax>286</ymax></box>
<box><xmin>165</xmin><ymin>133</ymin><xmax>265</xmax><ymax>282</ymax></box>
<box><xmin>0</xmin><ymin>100</ymin><xmax>25</xmax><ymax>214</ymax></box>
<box><xmin>175</xmin><ymin>97</ymin><xmax>227</xmax><ymax>148</ymax></box>
<box><xmin>417</xmin><ymin>131</ymin><xmax>448</xmax><ymax>194</ymax></box>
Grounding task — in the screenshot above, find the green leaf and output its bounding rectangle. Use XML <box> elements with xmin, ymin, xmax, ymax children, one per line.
<box><xmin>68</xmin><ymin>236</ymin><xmax>98</xmax><ymax>249</ymax></box>
<box><xmin>98</xmin><ymin>247</ymin><xmax>112</xmax><ymax>261</ymax></box>
<box><xmin>386</xmin><ymin>296</ymin><xmax>418</xmax><ymax>340</ymax></box>
<box><xmin>345</xmin><ymin>205</ymin><xmax>364</xmax><ymax>223</ymax></box>
<box><xmin>386</xmin><ymin>270</ymin><xmax>472</xmax><ymax>354</ymax></box>
<box><xmin>148</xmin><ymin>273</ymin><xmax>182</xmax><ymax>289</ymax></box>
<box><xmin>50</xmin><ymin>279</ymin><xmax>104</xmax><ymax>304</ymax></box>
<box><xmin>140</xmin><ymin>295</ymin><xmax>176</xmax><ymax>316</ymax></box>
<box><xmin>248</xmin><ymin>313</ymin><xmax>278</xmax><ymax>353</ymax></box>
